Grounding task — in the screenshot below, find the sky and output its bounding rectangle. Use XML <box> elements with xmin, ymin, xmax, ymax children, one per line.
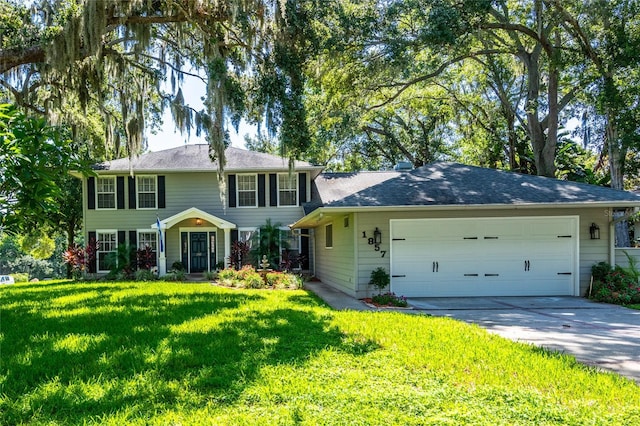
<box><xmin>145</xmin><ymin>75</ymin><xmax>255</xmax><ymax>152</ymax></box>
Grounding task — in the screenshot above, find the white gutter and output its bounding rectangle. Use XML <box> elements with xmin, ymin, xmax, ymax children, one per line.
<box><xmin>291</xmin><ymin>201</ymin><xmax>640</xmax><ymax>228</ymax></box>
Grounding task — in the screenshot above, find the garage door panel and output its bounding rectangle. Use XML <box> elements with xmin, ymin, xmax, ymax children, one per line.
<box><xmin>390</xmin><ymin>217</ymin><xmax>577</xmax><ymax>297</ymax></box>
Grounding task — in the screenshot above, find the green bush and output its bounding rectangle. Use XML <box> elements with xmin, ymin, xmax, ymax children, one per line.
<box><xmin>243</xmin><ymin>270</ymin><xmax>265</xmax><ymax>289</ymax></box>
<box><xmin>217</xmin><ymin>268</ymin><xmax>238</xmax><ymax>286</ymax></box>
<box><xmin>369</xmin><ymin>267</ymin><xmax>390</xmax><ymax>294</ymax></box>
<box><xmin>164</xmin><ymin>270</ymin><xmax>186</xmax><ymax>282</ymax></box>
<box><xmin>134</xmin><ymin>269</ymin><xmax>157</xmax><ymax>282</ymax></box>
<box><xmin>371</xmin><ymin>292</ymin><xmax>408</xmax><ymax>307</ymax></box>
<box><xmin>10</xmin><ymin>273</ymin><xmax>29</xmax><ymax>283</ymax></box>
<box><xmin>590</xmin><ymin>262</ymin><xmax>640</xmax><ymax>305</ymax></box>
<box><xmin>266</xmin><ymin>272</ymin><xmax>303</xmax><ymax>289</ymax></box>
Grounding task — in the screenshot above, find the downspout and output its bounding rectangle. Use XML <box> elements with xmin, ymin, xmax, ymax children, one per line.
<box><xmin>609</xmin><ymin>208</ymin><xmax>616</xmax><ymax>266</ymax></box>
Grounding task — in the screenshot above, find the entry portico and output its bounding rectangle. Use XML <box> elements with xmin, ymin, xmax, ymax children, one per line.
<box><xmin>152</xmin><ymin>207</ymin><xmax>235</xmax><ymax>275</ymax></box>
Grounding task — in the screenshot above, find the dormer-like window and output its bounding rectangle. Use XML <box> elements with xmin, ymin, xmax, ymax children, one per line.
<box><xmin>278</xmin><ymin>173</ymin><xmax>298</xmax><ymax>206</ymax></box>
<box><xmin>237</xmin><ymin>174</ymin><xmax>257</xmax><ymax>207</ymax></box>
<box><xmin>96</xmin><ymin>177</ymin><xmax>116</xmax><ymax>209</ymax></box>
<box><xmin>137</xmin><ymin>176</ymin><xmax>157</xmax><ymax>209</ymax></box>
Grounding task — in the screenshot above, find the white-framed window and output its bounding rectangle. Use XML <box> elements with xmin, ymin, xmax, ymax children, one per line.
<box><xmin>137</xmin><ymin>231</ymin><xmax>158</xmax><ymax>267</ymax></box>
<box><xmin>278</xmin><ymin>173</ymin><xmax>298</xmax><ymax>206</ymax></box>
<box><xmin>96</xmin><ymin>177</ymin><xmax>116</xmax><ymax>209</ymax></box>
<box><xmin>325</xmin><ymin>223</ymin><xmax>333</xmax><ymax>249</ymax></box>
<box><xmin>280</xmin><ymin>228</ymin><xmax>300</xmax><ymax>254</ymax></box>
<box><xmin>237</xmin><ymin>174</ymin><xmax>257</xmax><ymax>207</ymax></box>
<box><xmin>239</xmin><ymin>227</ymin><xmax>258</xmax><ymax>249</ymax></box>
<box><xmin>137</xmin><ymin>176</ymin><xmax>157</xmax><ymax>209</ymax></box>
<box><xmin>97</xmin><ymin>230</ymin><xmax>117</xmax><ymax>272</ymax></box>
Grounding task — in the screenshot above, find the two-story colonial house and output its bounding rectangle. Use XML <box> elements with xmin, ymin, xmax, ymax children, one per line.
<box><xmin>79</xmin><ymin>144</ymin><xmax>640</xmax><ymax>300</ymax></box>
<box><xmin>80</xmin><ymin>144</ymin><xmax>322</xmax><ymax>276</ymax></box>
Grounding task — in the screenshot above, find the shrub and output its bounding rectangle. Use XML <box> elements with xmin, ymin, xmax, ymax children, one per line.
<box><xmin>218</xmin><ymin>268</ymin><xmax>237</xmax><ymax>285</ymax></box>
<box><xmin>266</xmin><ymin>272</ymin><xmax>303</xmax><ymax>289</ymax></box>
<box><xmin>134</xmin><ymin>269</ymin><xmax>157</xmax><ymax>282</ymax></box>
<box><xmin>10</xmin><ymin>273</ymin><xmax>29</xmax><ymax>283</ymax></box>
<box><xmin>371</xmin><ymin>292</ymin><xmax>408</xmax><ymax>307</ymax></box>
<box><xmin>243</xmin><ymin>270</ymin><xmax>265</xmax><ymax>289</ymax></box>
<box><xmin>590</xmin><ymin>262</ymin><xmax>640</xmax><ymax>305</ymax></box>
<box><xmin>204</xmin><ymin>270</ymin><xmax>217</xmax><ymax>281</ymax></box>
<box><xmin>369</xmin><ymin>267</ymin><xmax>390</xmax><ymax>294</ymax></box>
<box><xmin>165</xmin><ymin>270</ymin><xmax>186</xmax><ymax>282</ymax></box>
<box><xmin>171</xmin><ymin>261</ymin><xmax>186</xmax><ymax>271</ymax></box>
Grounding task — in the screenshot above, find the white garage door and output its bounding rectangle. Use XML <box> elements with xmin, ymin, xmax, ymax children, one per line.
<box><xmin>390</xmin><ymin>217</ymin><xmax>578</xmax><ymax>297</ymax></box>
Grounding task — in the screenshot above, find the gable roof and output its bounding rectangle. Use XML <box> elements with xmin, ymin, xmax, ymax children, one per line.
<box><xmin>94</xmin><ymin>144</ymin><xmax>322</xmax><ymax>174</ymax></box>
<box><xmin>304</xmin><ymin>162</ymin><xmax>640</xmax><ymax>215</ymax></box>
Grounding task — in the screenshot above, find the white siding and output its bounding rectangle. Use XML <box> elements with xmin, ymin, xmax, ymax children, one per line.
<box><xmin>313</xmin><ymin>215</ymin><xmax>357</xmax><ymax>296</ymax></box>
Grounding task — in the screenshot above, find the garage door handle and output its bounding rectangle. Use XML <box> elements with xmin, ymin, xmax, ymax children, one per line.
<box><xmin>557</xmin><ymin>235</ymin><xmax>572</xmax><ymax>238</ymax></box>
<box><xmin>484</xmin><ymin>236</ymin><xmax>498</xmax><ymax>239</ymax></box>
<box><xmin>392</xmin><ymin>238</ymin><xmax>406</xmax><ymax>241</ymax></box>
<box><xmin>557</xmin><ymin>272</ymin><xmax>572</xmax><ymax>275</ymax></box>
<box><xmin>484</xmin><ymin>273</ymin><xmax>499</xmax><ymax>276</ymax></box>
<box><xmin>392</xmin><ymin>274</ymin><xmax>406</xmax><ymax>278</ymax></box>
<box><xmin>464</xmin><ymin>273</ymin><xmax>478</xmax><ymax>276</ymax></box>
<box><xmin>463</xmin><ymin>237</ymin><xmax>478</xmax><ymax>240</ymax></box>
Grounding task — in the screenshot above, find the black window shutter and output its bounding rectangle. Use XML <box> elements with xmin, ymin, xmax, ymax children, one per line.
<box><xmin>231</xmin><ymin>229</ymin><xmax>238</xmax><ymax>244</ymax></box>
<box><xmin>158</xmin><ymin>176</ymin><xmax>166</xmax><ymax>208</ymax></box>
<box><xmin>300</xmin><ymin>228</ymin><xmax>310</xmax><ymax>270</ymax></box>
<box><xmin>118</xmin><ymin>231</ymin><xmax>126</xmax><ymax>248</ymax></box>
<box><xmin>128</xmin><ymin>177</ymin><xmax>136</xmax><ymax>209</ymax></box>
<box><xmin>87</xmin><ymin>177</ymin><xmax>95</xmax><ymax>210</ymax></box>
<box><xmin>269</xmin><ymin>174</ymin><xmax>277</xmax><ymax>206</ymax></box>
<box><xmin>258</xmin><ymin>174</ymin><xmax>266</xmax><ymax>207</ymax></box>
<box><xmin>228</xmin><ymin>174</ymin><xmax>237</xmax><ymax>207</ymax></box>
<box><xmin>298</xmin><ymin>172</ymin><xmax>307</xmax><ymax>205</ymax></box>
<box><xmin>117</xmin><ymin>177</ymin><xmax>125</xmax><ymax>209</ymax></box>
<box><xmin>88</xmin><ymin>231</ymin><xmax>97</xmax><ymax>273</ymax></box>
<box><xmin>129</xmin><ymin>231</ymin><xmax>138</xmax><ymax>267</ymax></box>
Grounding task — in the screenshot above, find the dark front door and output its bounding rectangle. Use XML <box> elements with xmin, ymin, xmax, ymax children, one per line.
<box><xmin>190</xmin><ymin>232</ymin><xmax>208</xmax><ymax>272</ymax></box>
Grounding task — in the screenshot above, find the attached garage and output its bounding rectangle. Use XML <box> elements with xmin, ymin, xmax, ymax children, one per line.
<box><xmin>390</xmin><ymin>216</ymin><xmax>579</xmax><ymax>297</ymax></box>
<box><xmin>292</xmin><ymin>162</ymin><xmax>640</xmax><ymax>299</ymax></box>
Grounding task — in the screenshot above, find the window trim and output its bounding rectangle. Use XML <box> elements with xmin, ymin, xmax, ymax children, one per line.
<box><xmin>325</xmin><ymin>223</ymin><xmax>333</xmax><ymax>249</ymax></box>
<box><xmin>137</xmin><ymin>230</ymin><xmax>159</xmax><ymax>267</ymax></box>
<box><xmin>96</xmin><ymin>176</ymin><xmax>117</xmax><ymax>210</ymax></box>
<box><xmin>238</xmin><ymin>227</ymin><xmax>258</xmax><ymax>250</ymax></box>
<box><xmin>277</xmin><ymin>173</ymin><xmax>298</xmax><ymax>207</ymax></box>
<box><xmin>136</xmin><ymin>175</ymin><xmax>158</xmax><ymax>210</ymax></box>
<box><xmin>236</xmin><ymin>173</ymin><xmax>258</xmax><ymax>208</ymax></box>
<box><xmin>96</xmin><ymin>229</ymin><xmax>118</xmax><ymax>273</ymax></box>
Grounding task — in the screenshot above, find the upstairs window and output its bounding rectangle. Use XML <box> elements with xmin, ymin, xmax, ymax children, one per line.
<box><xmin>137</xmin><ymin>176</ymin><xmax>157</xmax><ymax>209</ymax></box>
<box><xmin>237</xmin><ymin>174</ymin><xmax>257</xmax><ymax>207</ymax></box>
<box><xmin>96</xmin><ymin>177</ymin><xmax>116</xmax><ymax>209</ymax></box>
<box><xmin>278</xmin><ymin>173</ymin><xmax>298</xmax><ymax>206</ymax></box>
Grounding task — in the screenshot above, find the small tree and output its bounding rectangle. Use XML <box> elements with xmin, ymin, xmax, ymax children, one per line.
<box><xmin>369</xmin><ymin>267</ymin><xmax>390</xmax><ymax>294</ymax></box>
<box><xmin>229</xmin><ymin>241</ymin><xmax>251</xmax><ymax>269</ymax></box>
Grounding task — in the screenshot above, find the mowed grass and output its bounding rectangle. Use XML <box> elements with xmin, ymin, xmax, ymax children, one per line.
<box><xmin>1</xmin><ymin>281</ymin><xmax>639</xmax><ymax>425</ymax></box>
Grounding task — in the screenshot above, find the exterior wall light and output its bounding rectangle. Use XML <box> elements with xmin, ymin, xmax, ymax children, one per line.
<box><xmin>590</xmin><ymin>222</ymin><xmax>600</xmax><ymax>240</ymax></box>
<box><xmin>374</xmin><ymin>227</ymin><xmax>382</xmax><ymax>245</ymax></box>
<box><xmin>195</xmin><ymin>218</ymin><xmax>203</xmax><ymax>226</ymax></box>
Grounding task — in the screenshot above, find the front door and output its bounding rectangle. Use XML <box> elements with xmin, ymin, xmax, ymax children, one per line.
<box><xmin>190</xmin><ymin>232</ymin><xmax>208</xmax><ymax>272</ymax></box>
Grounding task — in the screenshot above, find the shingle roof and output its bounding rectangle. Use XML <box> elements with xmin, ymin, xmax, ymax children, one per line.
<box><xmin>306</xmin><ymin>162</ymin><xmax>640</xmax><ymax>213</ymax></box>
<box><xmin>95</xmin><ymin>144</ymin><xmax>319</xmax><ymax>172</ymax></box>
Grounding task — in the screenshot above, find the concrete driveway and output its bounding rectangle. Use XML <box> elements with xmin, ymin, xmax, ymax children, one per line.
<box><xmin>408</xmin><ymin>296</ymin><xmax>640</xmax><ymax>383</ymax></box>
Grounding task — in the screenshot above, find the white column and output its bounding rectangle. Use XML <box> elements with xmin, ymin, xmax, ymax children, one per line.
<box><xmin>159</xmin><ymin>225</ymin><xmax>167</xmax><ymax>276</ymax></box>
<box><xmin>224</xmin><ymin>228</ymin><xmax>232</xmax><ymax>268</ymax></box>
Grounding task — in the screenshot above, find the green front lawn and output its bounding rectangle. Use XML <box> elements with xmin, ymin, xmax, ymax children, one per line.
<box><xmin>1</xmin><ymin>281</ymin><xmax>638</xmax><ymax>425</ymax></box>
